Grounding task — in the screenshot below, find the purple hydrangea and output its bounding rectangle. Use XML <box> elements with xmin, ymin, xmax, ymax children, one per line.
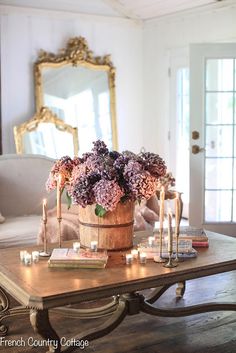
<box><xmin>140</xmin><ymin>152</ymin><xmax>167</xmax><ymax>178</ymax></box>
<box><xmin>93</xmin><ymin>179</ymin><xmax>124</xmax><ymax>211</ymax></box>
<box><xmin>71</xmin><ymin>172</ymin><xmax>100</xmax><ymax>207</ymax></box>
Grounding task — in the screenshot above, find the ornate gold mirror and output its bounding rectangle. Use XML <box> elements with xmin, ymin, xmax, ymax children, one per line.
<box><xmin>34</xmin><ymin>36</ymin><xmax>118</xmax><ymax>153</ymax></box>
<box><xmin>14</xmin><ymin>107</ymin><xmax>78</xmax><ymax>159</ymax></box>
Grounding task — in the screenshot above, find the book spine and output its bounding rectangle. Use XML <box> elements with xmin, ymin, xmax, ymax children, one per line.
<box><xmin>48</xmin><ymin>263</ymin><xmax>106</xmax><ymax>269</ymax></box>
<box><xmin>192</xmin><ymin>241</ymin><xmax>209</xmax><ymax>247</ymax></box>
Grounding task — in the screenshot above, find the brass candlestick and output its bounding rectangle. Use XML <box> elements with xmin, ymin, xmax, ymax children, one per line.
<box><xmin>155</xmin><ymin>187</ymin><xmax>166</xmax><ymax>263</ymax></box>
<box><xmin>164</xmin><ymin>209</ymin><xmax>177</xmax><ymax>268</ymax></box>
<box><xmin>174</xmin><ymin>192</ymin><xmax>183</xmax><ymax>262</ymax></box>
<box><xmin>57</xmin><ymin>217</ymin><xmax>62</xmax><ymax>248</ymax></box>
<box><xmin>154</xmin><ymin>227</ymin><xmax>166</xmax><ymax>263</ymax></box>
<box><xmin>164</xmin><ymin>250</ymin><xmax>178</xmax><ymax>268</ymax></box>
<box><xmin>39</xmin><ymin>220</ymin><xmax>51</xmax><ymax>257</ymax></box>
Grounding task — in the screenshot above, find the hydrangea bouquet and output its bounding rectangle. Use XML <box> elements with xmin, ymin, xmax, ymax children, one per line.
<box><xmin>46</xmin><ymin>140</ymin><xmax>167</xmax><ymax>217</ymax></box>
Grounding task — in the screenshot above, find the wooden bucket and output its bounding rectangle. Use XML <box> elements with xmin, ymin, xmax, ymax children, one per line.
<box><xmin>78</xmin><ymin>201</ymin><xmax>134</xmax><ymax>250</ymax></box>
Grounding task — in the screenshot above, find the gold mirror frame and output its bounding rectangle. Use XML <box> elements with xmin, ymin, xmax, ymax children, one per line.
<box><xmin>14</xmin><ymin>106</ymin><xmax>79</xmax><ymax>155</ymax></box>
<box><xmin>34</xmin><ymin>36</ymin><xmax>118</xmax><ymax>150</ymax></box>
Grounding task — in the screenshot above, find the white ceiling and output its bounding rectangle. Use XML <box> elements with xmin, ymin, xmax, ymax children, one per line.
<box><xmin>0</xmin><ymin>0</ymin><xmax>230</xmax><ymax>21</ymax></box>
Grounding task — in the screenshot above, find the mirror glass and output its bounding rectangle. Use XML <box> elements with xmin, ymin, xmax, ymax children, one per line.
<box><xmin>14</xmin><ymin>107</ymin><xmax>78</xmax><ymax>159</ymax></box>
<box><xmin>22</xmin><ymin>123</ymin><xmax>75</xmax><ymax>159</ymax></box>
<box><xmin>35</xmin><ymin>37</ymin><xmax>118</xmax><ymax>154</ymax></box>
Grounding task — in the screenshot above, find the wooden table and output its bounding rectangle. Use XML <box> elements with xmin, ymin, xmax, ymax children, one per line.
<box><xmin>0</xmin><ymin>231</ymin><xmax>236</xmax><ymax>353</ymax></box>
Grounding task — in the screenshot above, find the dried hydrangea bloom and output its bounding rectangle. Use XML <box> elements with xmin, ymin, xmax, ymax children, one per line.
<box><xmin>71</xmin><ymin>172</ymin><xmax>100</xmax><ymax>207</ymax></box>
<box><xmin>92</xmin><ymin>140</ymin><xmax>109</xmax><ymax>155</ymax></box>
<box><xmin>47</xmin><ymin>156</ymin><xmax>74</xmax><ymax>191</ymax></box>
<box><xmin>156</xmin><ymin>172</ymin><xmax>176</xmax><ymax>191</ymax></box>
<box><xmin>140</xmin><ymin>152</ymin><xmax>167</xmax><ymax>178</ymax></box>
<box><xmin>128</xmin><ymin>171</ymin><xmax>157</xmax><ymax>200</ymax></box>
<box><xmin>45</xmin><ymin>172</ymin><xmax>57</xmax><ymax>191</ymax></box>
<box><xmin>93</xmin><ymin>179</ymin><xmax>124</xmax><ymax>211</ymax></box>
<box><xmin>66</xmin><ymin>164</ymin><xmax>89</xmax><ymax>195</ymax></box>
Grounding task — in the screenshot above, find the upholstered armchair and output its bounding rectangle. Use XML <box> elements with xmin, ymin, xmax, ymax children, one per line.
<box><xmin>0</xmin><ymin>154</ymin><xmax>55</xmax><ymax>248</ymax></box>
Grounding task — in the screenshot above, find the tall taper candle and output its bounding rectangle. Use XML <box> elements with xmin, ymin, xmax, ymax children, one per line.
<box><xmin>167</xmin><ymin>208</ymin><xmax>173</xmax><ymax>253</ymax></box>
<box><xmin>160</xmin><ymin>186</ymin><xmax>165</xmax><ymax>231</ymax></box>
<box><xmin>57</xmin><ymin>174</ymin><xmax>62</xmax><ymax>219</ymax></box>
<box><xmin>42</xmin><ymin>198</ymin><xmax>47</xmax><ymax>222</ymax></box>
<box><xmin>175</xmin><ymin>192</ymin><xmax>180</xmax><ymax>235</ymax></box>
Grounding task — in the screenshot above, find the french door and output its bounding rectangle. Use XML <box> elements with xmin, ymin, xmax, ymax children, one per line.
<box><xmin>189</xmin><ymin>43</ymin><xmax>236</xmax><ymax>236</ymax></box>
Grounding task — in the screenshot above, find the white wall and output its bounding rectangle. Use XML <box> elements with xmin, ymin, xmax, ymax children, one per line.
<box><xmin>143</xmin><ymin>4</ymin><xmax>236</xmax><ymax>168</ymax></box>
<box><xmin>0</xmin><ymin>6</ymin><xmax>143</xmax><ymax>154</ymax></box>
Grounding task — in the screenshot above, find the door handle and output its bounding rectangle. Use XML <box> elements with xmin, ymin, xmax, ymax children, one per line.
<box><xmin>192</xmin><ymin>145</ymin><xmax>205</xmax><ymax>154</ymax></box>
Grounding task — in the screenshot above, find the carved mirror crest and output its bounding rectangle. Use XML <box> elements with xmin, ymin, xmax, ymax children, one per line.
<box><xmin>34</xmin><ymin>36</ymin><xmax>118</xmax><ymax>154</ymax></box>
<box><xmin>14</xmin><ymin>107</ymin><xmax>78</xmax><ymax>159</ymax></box>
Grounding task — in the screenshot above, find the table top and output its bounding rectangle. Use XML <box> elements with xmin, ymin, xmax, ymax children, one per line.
<box><xmin>0</xmin><ymin>231</ymin><xmax>236</xmax><ymax>309</ymax></box>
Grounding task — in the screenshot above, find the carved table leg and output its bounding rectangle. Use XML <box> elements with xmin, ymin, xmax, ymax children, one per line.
<box><xmin>30</xmin><ymin>309</ymin><xmax>61</xmax><ymax>353</ymax></box>
<box><xmin>176</xmin><ymin>281</ymin><xmax>186</xmax><ymax>298</ymax></box>
<box><xmin>0</xmin><ymin>287</ymin><xmax>9</xmax><ymax>336</ymax></box>
<box><xmin>0</xmin><ymin>287</ymin><xmax>29</xmax><ymax>336</ymax></box>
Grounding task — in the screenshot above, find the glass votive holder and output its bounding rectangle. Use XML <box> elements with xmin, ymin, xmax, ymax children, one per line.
<box><xmin>24</xmin><ymin>253</ymin><xmax>32</xmax><ymax>266</ymax></box>
<box><xmin>139</xmin><ymin>252</ymin><xmax>147</xmax><ymax>264</ymax></box>
<box><xmin>148</xmin><ymin>236</ymin><xmax>155</xmax><ymax>247</ymax></box>
<box><xmin>32</xmin><ymin>251</ymin><xmax>40</xmax><ymax>263</ymax></box>
<box><xmin>125</xmin><ymin>254</ymin><xmax>133</xmax><ymax>265</ymax></box>
<box><xmin>73</xmin><ymin>242</ymin><xmax>81</xmax><ymax>252</ymax></box>
<box><xmin>20</xmin><ymin>250</ymin><xmax>27</xmax><ymax>262</ymax></box>
<box><xmin>90</xmin><ymin>241</ymin><xmax>98</xmax><ymax>252</ymax></box>
<box><xmin>131</xmin><ymin>249</ymin><xmax>139</xmax><ymax>259</ymax></box>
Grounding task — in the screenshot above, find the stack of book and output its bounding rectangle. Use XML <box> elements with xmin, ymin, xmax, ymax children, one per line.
<box><xmin>178</xmin><ymin>227</ymin><xmax>209</xmax><ymax>248</ymax></box>
<box><xmin>48</xmin><ymin>248</ymin><xmax>108</xmax><ymax>269</ymax></box>
<box><xmin>137</xmin><ymin>239</ymin><xmax>197</xmax><ymax>259</ymax></box>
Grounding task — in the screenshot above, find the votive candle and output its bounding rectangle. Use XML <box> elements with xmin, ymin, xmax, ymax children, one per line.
<box><xmin>131</xmin><ymin>249</ymin><xmax>139</xmax><ymax>259</ymax></box>
<box><xmin>20</xmin><ymin>250</ymin><xmax>27</xmax><ymax>262</ymax></box>
<box><xmin>32</xmin><ymin>251</ymin><xmax>40</xmax><ymax>263</ymax></box>
<box><xmin>73</xmin><ymin>242</ymin><xmax>81</xmax><ymax>252</ymax></box>
<box><xmin>24</xmin><ymin>253</ymin><xmax>32</xmax><ymax>266</ymax></box>
<box><xmin>148</xmin><ymin>236</ymin><xmax>155</xmax><ymax>247</ymax></box>
<box><xmin>125</xmin><ymin>254</ymin><xmax>133</xmax><ymax>265</ymax></box>
<box><xmin>90</xmin><ymin>240</ymin><xmax>98</xmax><ymax>252</ymax></box>
<box><xmin>139</xmin><ymin>252</ymin><xmax>147</xmax><ymax>264</ymax></box>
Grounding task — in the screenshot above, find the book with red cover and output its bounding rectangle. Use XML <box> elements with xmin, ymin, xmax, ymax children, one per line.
<box><xmin>192</xmin><ymin>241</ymin><xmax>209</xmax><ymax>248</ymax></box>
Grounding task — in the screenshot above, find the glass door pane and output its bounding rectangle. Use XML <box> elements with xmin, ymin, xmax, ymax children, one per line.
<box><xmin>204</xmin><ymin>59</ymin><xmax>236</xmax><ymax>223</ymax></box>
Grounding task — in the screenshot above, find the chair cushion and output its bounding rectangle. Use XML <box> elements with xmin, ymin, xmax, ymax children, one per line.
<box><xmin>0</xmin><ymin>215</ymin><xmax>41</xmax><ymax>248</ymax></box>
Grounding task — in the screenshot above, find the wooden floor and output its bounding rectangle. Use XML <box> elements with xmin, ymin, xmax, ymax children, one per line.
<box><xmin>2</xmin><ymin>270</ymin><xmax>236</xmax><ymax>353</ymax></box>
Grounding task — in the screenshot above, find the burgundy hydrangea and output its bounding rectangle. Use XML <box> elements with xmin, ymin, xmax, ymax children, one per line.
<box><xmin>93</xmin><ymin>179</ymin><xmax>124</xmax><ymax>211</ymax></box>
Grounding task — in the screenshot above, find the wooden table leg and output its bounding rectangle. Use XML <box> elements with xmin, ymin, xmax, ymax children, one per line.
<box><xmin>30</xmin><ymin>309</ymin><xmax>61</xmax><ymax>353</ymax></box>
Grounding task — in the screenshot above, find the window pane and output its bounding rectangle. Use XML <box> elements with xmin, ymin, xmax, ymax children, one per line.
<box><xmin>233</xmin><ymin>191</ymin><xmax>236</xmax><ymax>222</ymax></box>
<box><xmin>206</xmin><ymin>92</ymin><xmax>233</xmax><ymax>124</ymax></box>
<box><xmin>234</xmin><ymin>159</ymin><xmax>236</xmax><ymax>189</ymax></box>
<box><xmin>205</xmin><ymin>190</ymin><xmax>232</xmax><ymax>222</ymax></box>
<box><xmin>206</xmin><ymin>59</ymin><xmax>234</xmax><ymax>91</ymax></box>
<box><xmin>205</xmin><ymin>126</ymin><xmax>233</xmax><ymax>157</ymax></box>
<box><xmin>205</xmin><ymin>158</ymin><xmax>232</xmax><ymax>189</ymax></box>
